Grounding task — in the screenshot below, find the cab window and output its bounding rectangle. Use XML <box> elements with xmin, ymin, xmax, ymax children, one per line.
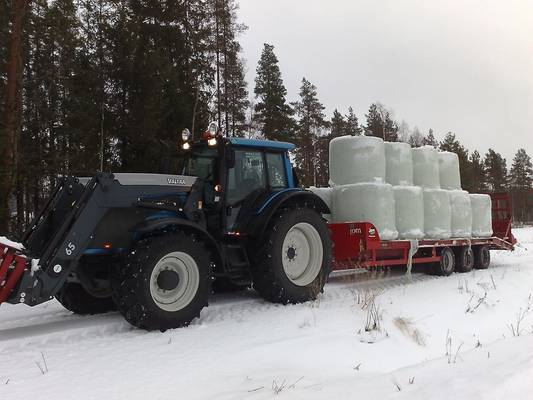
<box><xmin>226</xmin><ymin>150</ymin><xmax>266</xmax><ymax>205</ymax></box>
<box><xmin>266</xmin><ymin>152</ymin><xmax>288</xmax><ymax>189</ymax></box>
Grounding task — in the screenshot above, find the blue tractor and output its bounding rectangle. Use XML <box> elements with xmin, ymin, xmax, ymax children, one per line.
<box><xmin>3</xmin><ymin>127</ymin><xmax>331</xmax><ymax>330</ymax></box>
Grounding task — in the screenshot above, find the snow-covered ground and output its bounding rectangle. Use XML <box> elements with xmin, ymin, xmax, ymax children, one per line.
<box><xmin>1</xmin><ymin>228</ymin><xmax>532</xmax><ymax>399</ymax></box>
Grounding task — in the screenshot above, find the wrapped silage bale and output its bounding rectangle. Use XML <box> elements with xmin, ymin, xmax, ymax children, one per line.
<box><xmin>412</xmin><ymin>146</ymin><xmax>440</xmax><ymax>189</ymax></box>
<box><xmin>470</xmin><ymin>194</ymin><xmax>493</xmax><ymax>238</ymax></box>
<box><xmin>385</xmin><ymin>142</ymin><xmax>414</xmax><ymax>186</ymax></box>
<box><xmin>438</xmin><ymin>151</ymin><xmax>461</xmax><ymax>190</ymax></box>
<box><xmin>308</xmin><ymin>186</ymin><xmax>333</xmax><ymax>221</ymax></box>
<box><xmin>449</xmin><ymin>190</ymin><xmax>472</xmax><ymax>238</ymax></box>
<box><xmin>329</xmin><ymin>135</ymin><xmax>386</xmax><ymax>186</ymax></box>
<box><xmin>393</xmin><ymin>186</ymin><xmax>424</xmax><ymax>239</ymax></box>
<box><xmin>332</xmin><ymin>183</ymin><xmax>398</xmax><ymax>240</ymax></box>
<box><xmin>423</xmin><ymin>189</ymin><xmax>452</xmax><ymax>239</ymax></box>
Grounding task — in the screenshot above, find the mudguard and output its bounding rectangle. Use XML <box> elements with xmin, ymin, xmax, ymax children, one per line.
<box><xmin>245</xmin><ymin>189</ymin><xmax>330</xmax><ymax>239</ymax></box>
<box><xmin>131</xmin><ymin>218</ymin><xmax>222</xmax><ymax>266</ymax></box>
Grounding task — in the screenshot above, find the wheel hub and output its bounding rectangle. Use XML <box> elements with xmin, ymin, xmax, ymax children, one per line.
<box><xmin>281</xmin><ymin>222</ymin><xmax>324</xmax><ymax>287</ymax></box>
<box><xmin>287</xmin><ymin>246</ymin><xmax>297</xmax><ymax>261</ymax></box>
<box><xmin>157</xmin><ymin>269</ymin><xmax>180</xmax><ymax>291</ymax></box>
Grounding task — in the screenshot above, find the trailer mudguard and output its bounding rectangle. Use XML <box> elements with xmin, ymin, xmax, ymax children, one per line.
<box><xmin>245</xmin><ymin>189</ymin><xmax>330</xmax><ymax>238</ymax></box>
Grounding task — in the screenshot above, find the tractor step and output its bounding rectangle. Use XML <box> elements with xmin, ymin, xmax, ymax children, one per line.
<box><xmin>224</xmin><ymin>243</ymin><xmax>252</xmax><ymax>285</ymax></box>
<box><xmin>0</xmin><ymin>242</ymin><xmax>28</xmax><ymax>304</ymax></box>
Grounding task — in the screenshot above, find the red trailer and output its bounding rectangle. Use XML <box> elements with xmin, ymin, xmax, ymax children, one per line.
<box><xmin>329</xmin><ymin>192</ymin><xmax>516</xmax><ymax>275</ymax></box>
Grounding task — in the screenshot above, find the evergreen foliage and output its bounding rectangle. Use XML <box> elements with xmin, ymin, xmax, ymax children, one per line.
<box><xmin>253</xmin><ymin>43</ymin><xmax>294</xmax><ymax>141</ymax></box>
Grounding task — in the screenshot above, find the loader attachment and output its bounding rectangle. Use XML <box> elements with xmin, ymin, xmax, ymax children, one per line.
<box><xmin>0</xmin><ymin>242</ymin><xmax>28</xmax><ymax>304</ymax></box>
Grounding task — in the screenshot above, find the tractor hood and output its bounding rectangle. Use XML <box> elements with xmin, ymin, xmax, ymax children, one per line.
<box><xmin>112</xmin><ymin>173</ymin><xmax>198</xmax><ymax>188</ymax></box>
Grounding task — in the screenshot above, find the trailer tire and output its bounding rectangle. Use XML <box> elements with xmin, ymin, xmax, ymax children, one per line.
<box><xmin>432</xmin><ymin>247</ymin><xmax>455</xmax><ymax>276</ymax></box>
<box><xmin>473</xmin><ymin>245</ymin><xmax>490</xmax><ymax>269</ymax></box>
<box><xmin>112</xmin><ymin>232</ymin><xmax>210</xmax><ymax>331</ymax></box>
<box><xmin>55</xmin><ymin>282</ymin><xmax>116</xmax><ymax>315</ymax></box>
<box><xmin>251</xmin><ymin>207</ymin><xmax>331</xmax><ymax>304</ymax></box>
<box><xmin>454</xmin><ymin>246</ymin><xmax>474</xmax><ymax>273</ymax></box>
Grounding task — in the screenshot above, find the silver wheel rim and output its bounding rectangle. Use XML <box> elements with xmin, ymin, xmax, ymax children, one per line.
<box><xmin>282</xmin><ymin>222</ymin><xmax>323</xmax><ymax>286</ymax></box>
<box><xmin>149</xmin><ymin>251</ymin><xmax>200</xmax><ymax>312</ymax></box>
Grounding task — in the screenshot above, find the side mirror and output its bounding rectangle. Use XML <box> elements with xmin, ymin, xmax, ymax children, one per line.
<box><xmin>226</xmin><ymin>148</ymin><xmax>235</xmax><ymax>168</ymax></box>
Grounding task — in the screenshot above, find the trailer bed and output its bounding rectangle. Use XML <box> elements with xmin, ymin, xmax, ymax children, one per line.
<box><xmin>329</xmin><ymin>192</ymin><xmax>516</xmax><ymax>271</ymax></box>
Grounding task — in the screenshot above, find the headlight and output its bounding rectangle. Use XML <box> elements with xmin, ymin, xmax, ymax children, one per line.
<box><xmin>208</xmin><ymin>122</ymin><xmax>218</xmax><ymax>136</ymax></box>
<box><xmin>207</xmin><ymin>137</ymin><xmax>217</xmax><ymax>146</ymax></box>
<box><xmin>181</xmin><ymin>128</ymin><xmax>191</xmax><ymax>142</ymax></box>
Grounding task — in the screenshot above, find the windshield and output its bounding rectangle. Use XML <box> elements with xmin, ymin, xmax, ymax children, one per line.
<box><xmin>181</xmin><ymin>146</ymin><xmax>218</xmax><ymax>182</ymax></box>
<box><xmin>160</xmin><ymin>145</ymin><xmax>218</xmax><ymax>181</ymax></box>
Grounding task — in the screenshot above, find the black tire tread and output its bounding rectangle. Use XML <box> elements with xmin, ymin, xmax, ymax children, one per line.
<box><xmin>55</xmin><ymin>282</ymin><xmax>116</xmax><ymax>315</ymax></box>
<box><xmin>251</xmin><ymin>206</ymin><xmax>331</xmax><ymax>304</ymax></box>
<box><xmin>111</xmin><ymin>231</ymin><xmax>210</xmax><ymax>331</ymax></box>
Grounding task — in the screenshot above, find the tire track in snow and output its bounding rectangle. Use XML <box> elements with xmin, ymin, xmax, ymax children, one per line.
<box><xmin>0</xmin><ymin>260</ymin><xmax>518</xmax><ymax>352</ymax></box>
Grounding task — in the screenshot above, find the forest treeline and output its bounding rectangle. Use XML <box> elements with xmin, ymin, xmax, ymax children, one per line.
<box><xmin>1</xmin><ymin>0</ymin><xmax>532</xmax><ymax>234</ymax></box>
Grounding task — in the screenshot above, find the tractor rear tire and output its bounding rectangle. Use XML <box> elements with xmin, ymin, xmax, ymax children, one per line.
<box><xmin>473</xmin><ymin>245</ymin><xmax>491</xmax><ymax>269</ymax></box>
<box><xmin>251</xmin><ymin>207</ymin><xmax>331</xmax><ymax>304</ymax></box>
<box><xmin>454</xmin><ymin>246</ymin><xmax>474</xmax><ymax>273</ymax></box>
<box><xmin>55</xmin><ymin>282</ymin><xmax>116</xmax><ymax>315</ymax></box>
<box><xmin>112</xmin><ymin>232</ymin><xmax>210</xmax><ymax>331</ymax></box>
<box><xmin>432</xmin><ymin>247</ymin><xmax>455</xmax><ymax>276</ymax></box>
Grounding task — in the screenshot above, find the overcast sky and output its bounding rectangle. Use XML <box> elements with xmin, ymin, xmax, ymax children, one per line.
<box><xmin>238</xmin><ymin>0</ymin><xmax>532</xmax><ymax>163</ymax></box>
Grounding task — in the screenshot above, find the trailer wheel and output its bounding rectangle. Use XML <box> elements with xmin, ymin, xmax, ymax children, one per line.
<box><xmin>112</xmin><ymin>232</ymin><xmax>210</xmax><ymax>331</ymax></box>
<box><xmin>454</xmin><ymin>246</ymin><xmax>474</xmax><ymax>273</ymax></box>
<box><xmin>251</xmin><ymin>207</ymin><xmax>331</xmax><ymax>304</ymax></box>
<box><xmin>433</xmin><ymin>247</ymin><xmax>455</xmax><ymax>276</ymax></box>
<box><xmin>55</xmin><ymin>282</ymin><xmax>116</xmax><ymax>315</ymax></box>
<box><xmin>473</xmin><ymin>245</ymin><xmax>490</xmax><ymax>269</ymax></box>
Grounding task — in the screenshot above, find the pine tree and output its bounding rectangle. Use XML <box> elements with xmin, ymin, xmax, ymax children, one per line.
<box><xmin>467</xmin><ymin>150</ymin><xmax>486</xmax><ymax>192</ymax></box>
<box><xmin>254</xmin><ymin>43</ymin><xmax>294</xmax><ymax>141</ymax></box>
<box><xmin>293</xmin><ymin>78</ymin><xmax>327</xmax><ymax>187</ymax></box>
<box><xmin>344</xmin><ymin>106</ymin><xmax>362</xmax><ymax>135</ymax></box>
<box><xmin>509</xmin><ymin>148</ymin><xmax>533</xmax><ymax>222</ymax></box>
<box><xmin>439</xmin><ymin>132</ymin><xmax>469</xmax><ymax>189</ymax></box>
<box><xmin>484</xmin><ymin>149</ymin><xmax>508</xmax><ymax>191</ymax></box>
<box><xmin>330</xmin><ymin>109</ymin><xmax>346</xmax><ymax>138</ymax></box>
<box><xmin>408</xmin><ymin>127</ymin><xmax>424</xmax><ymax>147</ymax></box>
<box><xmin>421</xmin><ymin>128</ymin><xmax>438</xmax><ymax>147</ymax></box>
<box><xmin>364</xmin><ymin>102</ymin><xmax>398</xmax><ymax>141</ymax></box>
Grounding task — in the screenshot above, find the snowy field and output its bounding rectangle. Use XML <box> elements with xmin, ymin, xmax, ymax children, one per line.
<box><xmin>1</xmin><ymin>228</ymin><xmax>532</xmax><ymax>399</ymax></box>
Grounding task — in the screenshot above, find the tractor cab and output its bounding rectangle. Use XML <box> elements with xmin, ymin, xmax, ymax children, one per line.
<box><xmin>162</xmin><ymin>127</ymin><xmax>298</xmax><ymax>239</ymax></box>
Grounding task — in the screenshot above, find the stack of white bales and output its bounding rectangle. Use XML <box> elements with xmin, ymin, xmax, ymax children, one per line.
<box><xmin>328</xmin><ymin>136</ymin><xmax>398</xmax><ymax>240</ymax></box>
<box><xmin>309</xmin><ymin>135</ymin><xmax>493</xmax><ymax>241</ymax></box>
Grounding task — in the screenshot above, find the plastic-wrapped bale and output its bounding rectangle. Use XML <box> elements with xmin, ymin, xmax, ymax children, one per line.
<box><xmin>470</xmin><ymin>194</ymin><xmax>493</xmax><ymax>238</ymax></box>
<box><xmin>332</xmin><ymin>183</ymin><xmax>398</xmax><ymax>240</ymax></box>
<box><xmin>423</xmin><ymin>189</ymin><xmax>451</xmax><ymax>239</ymax></box>
<box><xmin>329</xmin><ymin>135</ymin><xmax>386</xmax><ymax>186</ymax></box>
<box><xmin>449</xmin><ymin>190</ymin><xmax>472</xmax><ymax>238</ymax></box>
<box><xmin>393</xmin><ymin>186</ymin><xmax>424</xmax><ymax>239</ymax></box>
<box><xmin>385</xmin><ymin>142</ymin><xmax>414</xmax><ymax>186</ymax></box>
<box><xmin>412</xmin><ymin>146</ymin><xmax>440</xmax><ymax>189</ymax></box>
<box><xmin>308</xmin><ymin>186</ymin><xmax>333</xmax><ymax>221</ymax></box>
<box><xmin>438</xmin><ymin>151</ymin><xmax>461</xmax><ymax>190</ymax></box>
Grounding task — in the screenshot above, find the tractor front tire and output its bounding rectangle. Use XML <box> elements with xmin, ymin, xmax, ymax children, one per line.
<box><xmin>251</xmin><ymin>207</ymin><xmax>331</xmax><ymax>304</ymax></box>
<box><xmin>55</xmin><ymin>282</ymin><xmax>116</xmax><ymax>315</ymax></box>
<box><xmin>112</xmin><ymin>232</ymin><xmax>210</xmax><ymax>331</ymax></box>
